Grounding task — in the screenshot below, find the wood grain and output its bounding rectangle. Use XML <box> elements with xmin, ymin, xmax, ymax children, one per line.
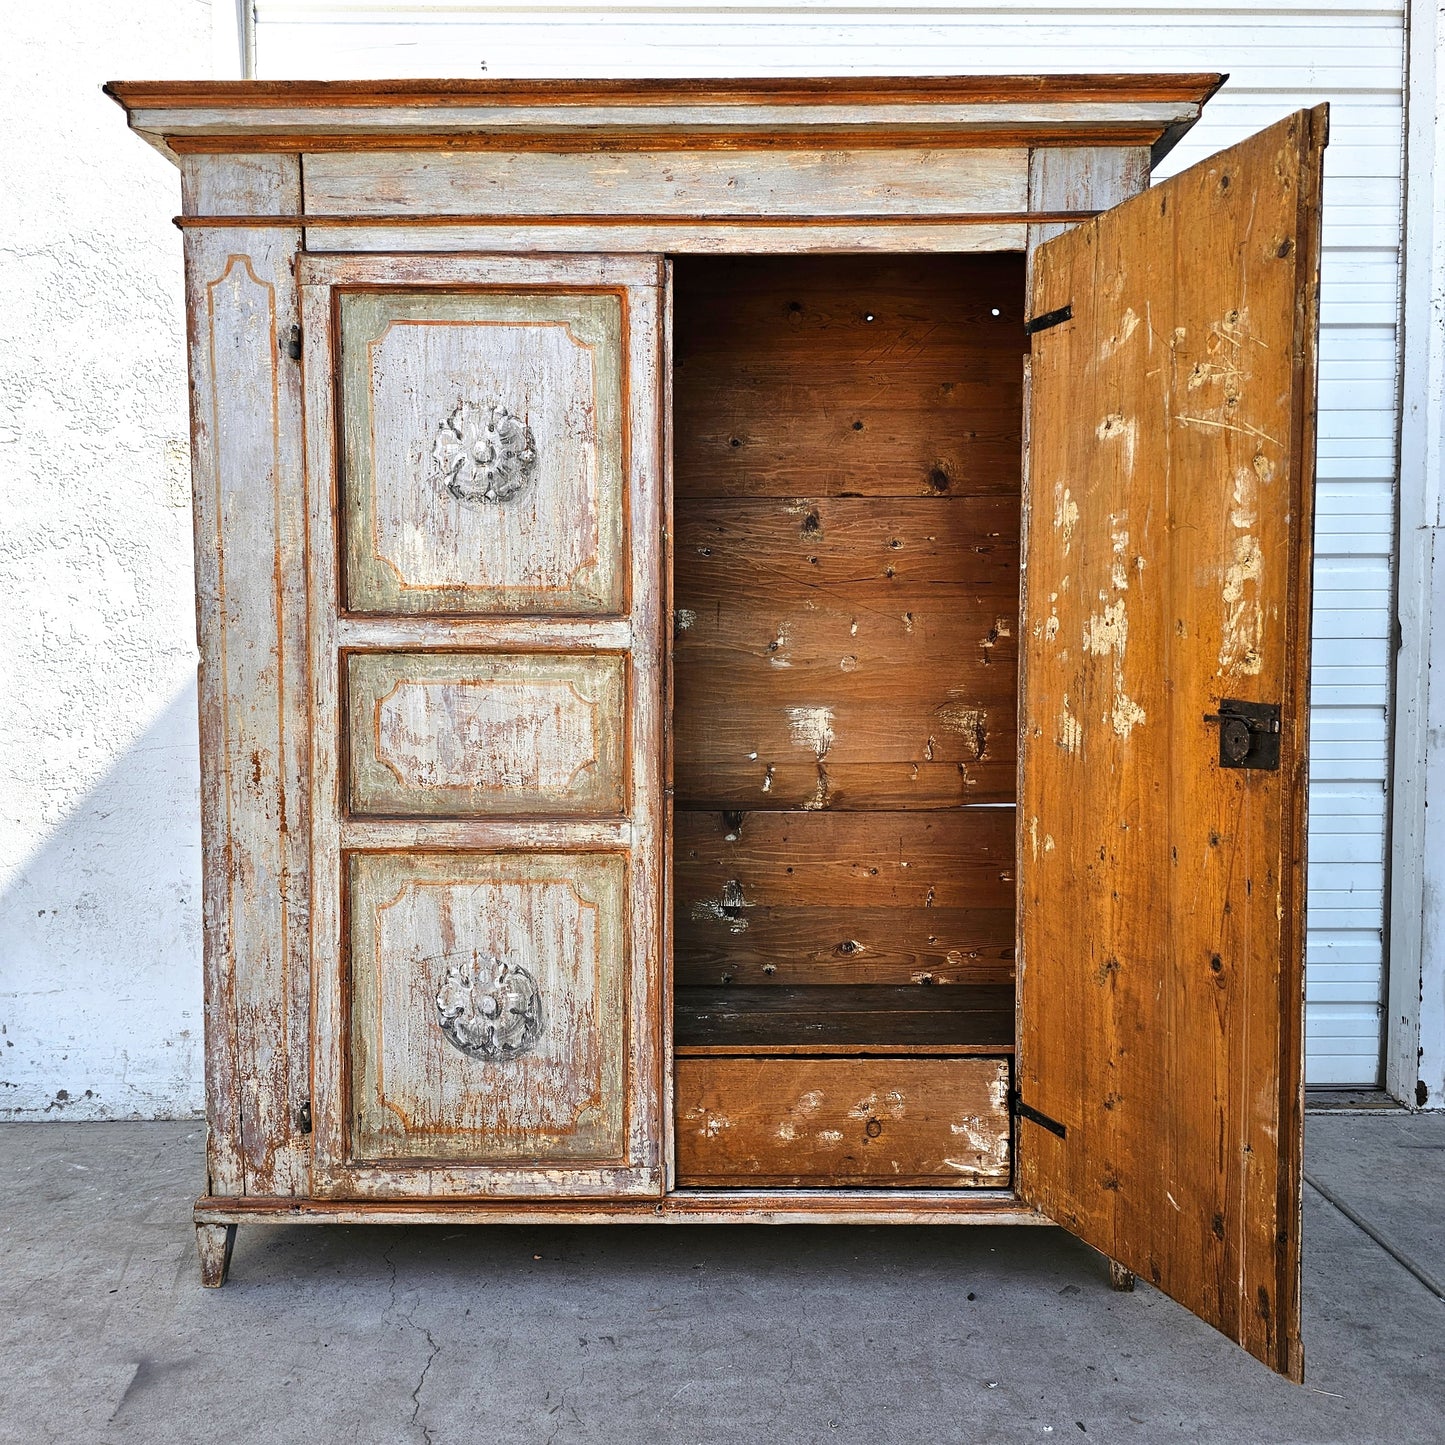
<box><xmin>675</xmin><ymin>905</ymin><xmax>1015</xmax><ymax>988</ymax></box>
<box><xmin>1016</xmin><ymin>108</ymin><xmax>1325</xmax><ymax>1380</ymax></box>
<box><xmin>181</xmin><ymin>154</ymin><xmax>311</xmax><ymax>1201</ymax></box>
<box><xmin>303</xmin><ymin>148</ymin><xmax>1027</xmax><ymax>219</ymax></box>
<box><xmin>675</xmin><ymin>1056</ymin><xmax>1011</xmax><ymax>1186</ymax></box>
<box><xmin>674</xmin><ymin>255</ymin><xmax>1026</xmax><ymax>498</ymax></box>
<box><xmin>675</xmin><ymin>984</ymin><xmax>1014</xmax><ymax>1052</ymax></box>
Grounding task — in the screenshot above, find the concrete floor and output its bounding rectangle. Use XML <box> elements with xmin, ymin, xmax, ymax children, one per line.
<box><xmin>1</xmin><ymin>1116</ymin><xmax>1441</xmax><ymax>1444</ymax></box>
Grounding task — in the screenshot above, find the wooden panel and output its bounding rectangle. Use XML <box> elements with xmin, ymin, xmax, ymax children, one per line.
<box><xmin>303</xmin><ymin>147</ymin><xmax>1028</xmax><ymax>217</ymax></box>
<box><xmin>349</xmin><ymin>851</ymin><xmax>626</xmax><ymax>1165</ymax></box>
<box><xmin>675</xmin><ymin>1056</ymin><xmax>1011</xmax><ymax>1186</ymax></box>
<box><xmin>674</xmin><ymin>255</ymin><xmax>1027</xmax><ymax>498</ymax></box>
<box><xmin>1017</xmin><ymin>110</ymin><xmax>1325</xmax><ymax>1379</ymax></box>
<box><xmin>674</xmin><ymin>496</ymin><xmax>1019</xmax><ymax>809</ymax></box>
<box><xmin>346</xmin><ymin>651</ymin><xmax>627</xmax><ymax>817</ymax></box>
<box><xmin>675</xmin><ymin>809</ymin><xmax>1015</xmax><ymax>991</ymax></box>
<box><xmin>303</xmin><ymin>253</ymin><xmax>666</xmax><ymax>1202</ymax></box>
<box><xmin>179</xmin><ymin>154</ymin><xmax>310</xmax><ymax>1200</ymax></box>
<box><xmin>339</xmin><ymin>288</ymin><xmax>625</xmax><ymax>615</ymax></box>
<box><xmin>675</xmin><ymin>906</ymin><xmax>1015</xmax><ymax>988</ymax></box>
<box><xmin>303</xmin><ymin>221</ymin><xmax>1029</xmax><ymax>256</ymax></box>
<box><xmin>675</xmin><ymin>984</ymin><xmax>1015</xmax><ymax>1053</ymax></box>
<box><xmin>196</xmin><ymin>1192</ymin><xmax>1046</xmax><ymax>1227</ymax></box>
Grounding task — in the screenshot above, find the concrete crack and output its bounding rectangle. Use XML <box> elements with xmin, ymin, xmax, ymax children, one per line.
<box><xmin>383</xmin><ymin>1244</ymin><xmax>443</xmax><ymax>1443</ymax></box>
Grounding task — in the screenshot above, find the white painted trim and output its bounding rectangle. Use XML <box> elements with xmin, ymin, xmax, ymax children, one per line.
<box><xmin>211</xmin><ymin>0</ymin><xmax>253</xmax><ymax>79</ymax></box>
<box><xmin>1386</xmin><ymin>0</ymin><xmax>1445</xmax><ymax>1108</ymax></box>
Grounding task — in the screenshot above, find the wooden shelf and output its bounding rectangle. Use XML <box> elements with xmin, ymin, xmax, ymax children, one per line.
<box><xmin>674</xmin><ymin>984</ymin><xmax>1014</xmax><ymax>1056</ymax></box>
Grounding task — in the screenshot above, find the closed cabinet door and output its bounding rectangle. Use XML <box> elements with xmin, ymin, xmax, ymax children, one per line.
<box><xmin>301</xmin><ymin>254</ymin><xmax>666</xmax><ymax>1199</ymax></box>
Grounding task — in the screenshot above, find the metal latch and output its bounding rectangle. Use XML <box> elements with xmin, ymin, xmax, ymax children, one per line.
<box><xmin>1010</xmin><ymin>1089</ymin><xmax>1067</xmax><ymax>1140</ymax></box>
<box><xmin>1203</xmin><ymin>699</ymin><xmax>1282</xmax><ymax>771</ymax></box>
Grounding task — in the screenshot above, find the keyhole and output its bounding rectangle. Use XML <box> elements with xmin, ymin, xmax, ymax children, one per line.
<box><xmin>1221</xmin><ymin>718</ymin><xmax>1251</xmax><ymax>763</ymax></box>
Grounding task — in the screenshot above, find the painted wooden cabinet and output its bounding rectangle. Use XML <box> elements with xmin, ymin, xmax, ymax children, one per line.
<box><xmin>108</xmin><ymin>76</ymin><xmax>1323</xmax><ymax>1379</ymax></box>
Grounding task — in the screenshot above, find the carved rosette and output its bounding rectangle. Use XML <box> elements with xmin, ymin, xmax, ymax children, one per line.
<box><xmin>433</xmin><ymin>400</ymin><xmax>538</xmax><ymax>503</ymax></box>
<box><xmin>435</xmin><ymin>951</ymin><xmax>544</xmax><ymax>1060</ymax></box>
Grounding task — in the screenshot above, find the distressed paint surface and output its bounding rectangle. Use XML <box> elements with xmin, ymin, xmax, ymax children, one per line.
<box><xmin>347</xmin><ymin>651</ymin><xmax>627</xmax><ymax>817</ymax></box>
<box><xmin>1017</xmin><ymin>110</ymin><xmax>1324</xmax><ymax>1379</ymax></box>
<box><xmin>675</xmin><ymin>1056</ymin><xmax>1011</xmax><ymax>1186</ymax></box>
<box><xmin>180</xmin><ymin>156</ymin><xmax>312</xmax><ymax>1199</ymax></box>
<box><xmin>339</xmin><ymin>289</ymin><xmax>625</xmax><ymax>615</ymax></box>
<box><xmin>303</xmin><ymin>253</ymin><xmax>666</xmax><ymax>1202</ymax></box>
<box><xmin>348</xmin><ymin>851</ymin><xmax>625</xmax><ymax>1164</ymax></box>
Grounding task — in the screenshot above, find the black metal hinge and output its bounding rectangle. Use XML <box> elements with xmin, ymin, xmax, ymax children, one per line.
<box><xmin>1024</xmin><ymin>304</ymin><xmax>1073</xmax><ymax>336</ymax></box>
<box><xmin>1203</xmin><ymin>699</ymin><xmax>1282</xmax><ymax>771</ymax></box>
<box><xmin>1011</xmin><ymin>1090</ymin><xmax>1067</xmax><ymax>1139</ymax></box>
<box><xmin>283</xmin><ymin>324</ymin><xmax>301</xmax><ymax>361</ymax></box>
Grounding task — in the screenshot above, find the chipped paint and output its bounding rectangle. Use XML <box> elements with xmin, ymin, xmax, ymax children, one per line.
<box><xmin>767</xmin><ymin>622</ymin><xmax>793</xmax><ymax>668</ymax></box>
<box><xmin>760</xmin><ymin>764</ymin><xmax>774</xmax><ymax>794</ymax></box>
<box><xmin>817</xmin><ymin>1129</ymin><xmax>844</xmax><ymax>1145</ymax></box>
<box><xmin>1221</xmin><ymin>534</ymin><xmax>1265</xmax><ymax>675</ymax></box>
<box><xmin>1043</xmin><ymin>611</ymin><xmax>1060</xmax><ymax>643</ymax></box>
<box><xmin>675</xmin><ymin>607</ymin><xmax>697</xmax><ymax>632</ymax></box>
<box><xmin>1100</xmin><ymin>306</ymin><xmax>1140</xmax><ymax>358</ymax></box>
<box><xmin>1053</xmin><ymin>484</ymin><xmax>1079</xmax><ymax>554</ymax></box>
<box><xmin>1083</xmin><ymin>600</ymin><xmax>1129</xmax><ymax>658</ymax></box>
<box><xmin>1058</xmin><ymin>695</ymin><xmax>1083</xmax><ymax>754</ymax></box>
<box><xmin>839</xmin><ymin>654</ymin><xmax>860</xmax><ymax>672</ymax></box>
<box><xmin>1029</xmin><ymin>815</ymin><xmax>1040</xmax><ymax>859</ymax></box>
<box><xmin>1112</xmin><ymin>692</ymin><xmax>1147</xmax><ymax>738</ymax></box>
<box><xmin>936</xmin><ymin>702</ymin><xmax>987</xmax><ymax>758</ymax></box>
<box><xmin>1095</xmin><ymin>413</ymin><xmax>1137</xmax><ymax>471</ymax></box>
<box><xmin>690</xmin><ymin>878</ymin><xmax>750</xmax><ymax>934</ymax></box>
<box><xmin>1230</xmin><ymin>468</ymin><xmax>1259</xmax><ymax>530</ymax></box>
<box><xmin>785</xmin><ymin>705</ymin><xmax>834</xmax><ymax>758</ymax></box>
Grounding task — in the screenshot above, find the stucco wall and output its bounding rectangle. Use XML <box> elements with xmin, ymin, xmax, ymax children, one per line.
<box><xmin>0</xmin><ymin>2</ymin><xmax>217</xmax><ymax>1117</ymax></box>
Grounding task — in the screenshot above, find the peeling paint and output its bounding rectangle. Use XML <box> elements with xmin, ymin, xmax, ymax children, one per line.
<box><xmin>1053</xmin><ymin>484</ymin><xmax>1079</xmax><ymax>554</ymax></box>
<box><xmin>674</xmin><ymin>607</ymin><xmax>697</xmax><ymax>632</ymax></box>
<box><xmin>839</xmin><ymin>654</ymin><xmax>860</xmax><ymax>672</ymax></box>
<box><xmin>1083</xmin><ymin>600</ymin><xmax>1129</xmax><ymax>658</ymax></box>
<box><xmin>1058</xmin><ymin>696</ymin><xmax>1083</xmax><ymax>755</ymax></box>
<box><xmin>1095</xmin><ymin>413</ymin><xmax>1137</xmax><ymax>471</ymax></box>
<box><xmin>1112</xmin><ymin>692</ymin><xmax>1147</xmax><ymax>738</ymax></box>
<box><xmin>785</xmin><ymin>705</ymin><xmax>834</xmax><ymax>758</ymax></box>
<box><xmin>1101</xmin><ymin>306</ymin><xmax>1140</xmax><ymax>358</ymax></box>
<box><xmin>1221</xmin><ymin>534</ymin><xmax>1265</xmax><ymax>675</ymax></box>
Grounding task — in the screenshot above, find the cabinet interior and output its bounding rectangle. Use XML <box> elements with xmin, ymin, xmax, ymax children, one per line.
<box><xmin>670</xmin><ymin>254</ymin><xmax>1026</xmax><ymax>1185</ymax></box>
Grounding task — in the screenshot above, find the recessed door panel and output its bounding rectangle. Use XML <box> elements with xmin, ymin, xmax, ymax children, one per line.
<box><xmin>347</xmin><ymin>652</ymin><xmax>627</xmax><ymax>817</ymax></box>
<box><xmin>339</xmin><ymin>289</ymin><xmax>626</xmax><ymax>615</ymax></box>
<box><xmin>349</xmin><ymin>851</ymin><xmax>626</xmax><ymax>1164</ymax></box>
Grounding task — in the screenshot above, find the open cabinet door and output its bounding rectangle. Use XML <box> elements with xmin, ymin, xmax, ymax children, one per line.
<box><xmin>1017</xmin><ymin>108</ymin><xmax>1326</xmax><ymax>1378</ymax></box>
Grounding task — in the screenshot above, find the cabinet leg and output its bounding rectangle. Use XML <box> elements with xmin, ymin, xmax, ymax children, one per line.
<box><xmin>196</xmin><ymin>1223</ymin><xmax>237</xmax><ymax>1288</ymax></box>
<box><xmin>1108</xmin><ymin>1259</ymin><xmax>1136</xmax><ymax>1292</ymax></box>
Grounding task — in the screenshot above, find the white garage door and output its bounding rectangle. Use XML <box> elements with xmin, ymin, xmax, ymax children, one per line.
<box><xmin>253</xmin><ymin>0</ymin><xmax>1404</xmax><ymax>1086</ymax></box>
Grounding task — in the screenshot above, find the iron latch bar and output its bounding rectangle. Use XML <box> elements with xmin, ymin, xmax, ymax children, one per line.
<box><xmin>1024</xmin><ymin>304</ymin><xmax>1073</xmax><ymax>336</ymax></box>
<box><xmin>1011</xmin><ymin>1090</ymin><xmax>1068</xmax><ymax>1139</ymax></box>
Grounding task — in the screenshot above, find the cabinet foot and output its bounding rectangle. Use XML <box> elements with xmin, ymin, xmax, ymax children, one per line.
<box><xmin>1108</xmin><ymin>1259</ymin><xmax>1136</xmax><ymax>1292</ymax></box>
<box><xmin>196</xmin><ymin>1222</ymin><xmax>237</xmax><ymax>1288</ymax></box>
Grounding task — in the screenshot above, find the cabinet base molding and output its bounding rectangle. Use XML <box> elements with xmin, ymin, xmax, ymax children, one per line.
<box><xmin>194</xmin><ymin>1191</ymin><xmax>1047</xmax><ymax>1232</ymax></box>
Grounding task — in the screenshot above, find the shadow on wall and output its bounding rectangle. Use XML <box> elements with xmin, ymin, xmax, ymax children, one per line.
<box><xmin>0</xmin><ymin>687</ymin><xmax>205</xmax><ymax>1119</ymax></box>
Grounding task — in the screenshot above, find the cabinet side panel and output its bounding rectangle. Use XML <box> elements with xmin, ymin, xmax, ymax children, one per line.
<box><xmin>182</xmin><ymin>154</ymin><xmax>310</xmax><ymax>1198</ymax></box>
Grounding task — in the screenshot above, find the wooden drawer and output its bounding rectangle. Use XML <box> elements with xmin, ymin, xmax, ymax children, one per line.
<box><xmin>675</xmin><ymin>1056</ymin><xmax>1011</xmax><ymax>1188</ymax></box>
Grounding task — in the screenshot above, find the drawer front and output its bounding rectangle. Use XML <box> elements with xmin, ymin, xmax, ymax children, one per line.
<box><xmin>347</xmin><ymin>651</ymin><xmax>627</xmax><ymax>818</ymax></box>
<box><xmin>339</xmin><ymin>288</ymin><xmax>626</xmax><ymax>615</ymax></box>
<box><xmin>676</xmin><ymin>1056</ymin><xmax>1011</xmax><ymax>1187</ymax></box>
<box><xmin>348</xmin><ymin>851</ymin><xmax>627</xmax><ymax>1165</ymax></box>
